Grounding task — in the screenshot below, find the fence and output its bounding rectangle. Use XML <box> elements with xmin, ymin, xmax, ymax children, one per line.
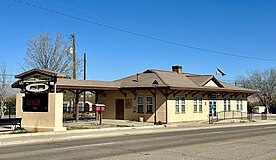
<box><xmin>2</xmin><ymin>107</ymin><xmax>16</xmax><ymax>119</ymax></box>
<box><xmin>247</xmin><ymin>113</ymin><xmax>276</xmax><ymax>121</ymax></box>
<box><xmin>209</xmin><ymin>111</ymin><xmax>247</xmax><ymax>124</ymax></box>
<box><xmin>209</xmin><ymin>111</ymin><xmax>276</xmax><ymax>124</ymax></box>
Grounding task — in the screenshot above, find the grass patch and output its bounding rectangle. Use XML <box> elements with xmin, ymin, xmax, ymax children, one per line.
<box><xmin>116</xmin><ymin>124</ymin><xmax>135</xmax><ymax>127</ymax></box>
<box><xmin>11</xmin><ymin>127</ymin><xmax>31</xmax><ymax>134</ymax></box>
<box><xmin>66</xmin><ymin>126</ymin><xmax>91</xmax><ymax>130</ymax></box>
<box><xmin>240</xmin><ymin>120</ymin><xmax>247</xmax><ymax>123</ymax></box>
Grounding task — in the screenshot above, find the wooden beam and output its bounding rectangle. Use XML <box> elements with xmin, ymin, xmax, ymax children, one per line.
<box><xmin>222</xmin><ymin>93</ymin><xmax>229</xmax><ymax>97</ymax></box>
<box><xmin>98</xmin><ymin>91</ymin><xmax>106</xmax><ymax>97</ymax></box>
<box><xmin>167</xmin><ymin>90</ymin><xmax>175</xmax><ymax>97</ymax></box>
<box><xmin>119</xmin><ymin>90</ymin><xmax>127</xmax><ymax>97</ymax></box>
<box><xmin>185</xmin><ymin>91</ymin><xmax>194</xmax><ymax>97</ymax></box>
<box><xmin>192</xmin><ymin>91</ymin><xmax>199</xmax><ymax>97</ymax></box>
<box><xmin>173</xmin><ymin>90</ymin><xmax>182</xmax><ymax>97</ymax></box>
<box><xmin>230</xmin><ymin>93</ymin><xmax>237</xmax><ymax>98</ymax></box>
<box><xmin>130</xmin><ymin>90</ymin><xmax>137</xmax><ymax>97</ymax></box>
<box><xmin>202</xmin><ymin>92</ymin><xmax>210</xmax><ymax>97</ymax></box>
<box><xmin>246</xmin><ymin>93</ymin><xmax>253</xmax><ymax>98</ymax></box>
<box><xmin>148</xmin><ymin>89</ymin><xmax>155</xmax><ymax>96</ymax></box>
<box><xmin>216</xmin><ymin>92</ymin><xmax>223</xmax><ymax>98</ymax></box>
<box><xmin>158</xmin><ymin>88</ymin><xmax>166</xmax><ymax>97</ymax></box>
<box><xmin>235</xmin><ymin>93</ymin><xmax>242</xmax><ymax>98</ymax></box>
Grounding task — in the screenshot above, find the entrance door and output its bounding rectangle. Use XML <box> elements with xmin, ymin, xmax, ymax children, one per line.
<box><xmin>116</xmin><ymin>99</ymin><xmax>124</xmax><ymax>120</ymax></box>
<box><xmin>209</xmin><ymin>100</ymin><xmax>217</xmax><ymax>117</ymax></box>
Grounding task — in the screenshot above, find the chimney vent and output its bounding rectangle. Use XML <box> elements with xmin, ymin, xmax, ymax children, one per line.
<box><xmin>172</xmin><ymin>66</ymin><xmax>182</xmax><ymax>74</ymax></box>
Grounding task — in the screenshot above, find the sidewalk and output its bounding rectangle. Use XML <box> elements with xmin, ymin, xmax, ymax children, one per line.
<box><xmin>0</xmin><ymin>119</ymin><xmax>276</xmax><ymax>147</ymax></box>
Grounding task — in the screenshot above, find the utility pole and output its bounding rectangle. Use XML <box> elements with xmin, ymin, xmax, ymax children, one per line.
<box><xmin>71</xmin><ymin>33</ymin><xmax>76</xmax><ymax>79</ymax></box>
<box><xmin>83</xmin><ymin>53</ymin><xmax>86</xmax><ymax>111</ymax></box>
<box><xmin>71</xmin><ymin>33</ymin><xmax>78</xmax><ymax>121</ymax></box>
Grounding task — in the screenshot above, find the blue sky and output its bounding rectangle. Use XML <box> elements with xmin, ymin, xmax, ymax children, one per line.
<box><xmin>1</xmin><ymin>0</ymin><xmax>276</xmax><ymax>83</ymax></box>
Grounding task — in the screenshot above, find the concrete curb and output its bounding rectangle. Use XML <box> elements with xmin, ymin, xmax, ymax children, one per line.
<box><xmin>0</xmin><ymin>121</ymin><xmax>276</xmax><ymax>147</ymax></box>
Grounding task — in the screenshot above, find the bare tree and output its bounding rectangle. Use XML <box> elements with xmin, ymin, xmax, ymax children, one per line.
<box><xmin>0</xmin><ymin>65</ymin><xmax>9</xmax><ymax>118</ymax></box>
<box><xmin>21</xmin><ymin>32</ymin><xmax>82</xmax><ymax>77</ymax></box>
<box><xmin>237</xmin><ymin>68</ymin><xmax>276</xmax><ymax>113</ymax></box>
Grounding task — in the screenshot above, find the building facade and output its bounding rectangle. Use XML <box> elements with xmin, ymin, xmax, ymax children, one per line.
<box><xmin>12</xmin><ymin>66</ymin><xmax>256</xmax><ymax>125</ymax></box>
<box><xmin>99</xmin><ymin>66</ymin><xmax>256</xmax><ymax>123</ymax></box>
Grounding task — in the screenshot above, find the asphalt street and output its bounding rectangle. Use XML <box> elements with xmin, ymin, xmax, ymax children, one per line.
<box><xmin>0</xmin><ymin>124</ymin><xmax>276</xmax><ymax>160</ymax></box>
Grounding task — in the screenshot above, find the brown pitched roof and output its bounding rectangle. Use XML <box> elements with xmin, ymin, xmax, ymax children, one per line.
<box><xmin>56</xmin><ymin>78</ymin><xmax>120</xmax><ymax>90</ymax></box>
<box><xmin>15</xmin><ymin>68</ymin><xmax>68</xmax><ymax>78</ymax></box>
<box><xmin>12</xmin><ymin>68</ymin><xmax>257</xmax><ymax>94</ymax></box>
<box><xmin>115</xmin><ymin>69</ymin><xmax>257</xmax><ymax>93</ymax></box>
<box><xmin>187</xmin><ymin>75</ymin><xmax>224</xmax><ymax>87</ymax></box>
<box><xmin>114</xmin><ymin>71</ymin><xmax>167</xmax><ymax>88</ymax></box>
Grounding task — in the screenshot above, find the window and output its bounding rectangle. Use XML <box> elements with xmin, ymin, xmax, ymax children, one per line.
<box><xmin>146</xmin><ymin>97</ymin><xmax>153</xmax><ymax>113</ymax></box>
<box><xmin>137</xmin><ymin>97</ymin><xmax>144</xmax><ymax>113</ymax></box>
<box><xmin>63</xmin><ymin>104</ymin><xmax>68</xmax><ymax>112</ymax></box>
<box><xmin>181</xmin><ymin>97</ymin><xmax>185</xmax><ymax>113</ymax></box>
<box><xmin>224</xmin><ymin>98</ymin><xmax>227</xmax><ymax>111</ymax></box>
<box><xmin>175</xmin><ymin>97</ymin><xmax>180</xmax><ymax>113</ymax></box>
<box><xmin>236</xmin><ymin>100</ymin><xmax>239</xmax><ymax>111</ymax></box>
<box><xmin>240</xmin><ymin>100</ymin><xmax>243</xmax><ymax>111</ymax></box>
<box><xmin>228</xmin><ymin>98</ymin><xmax>231</xmax><ymax>111</ymax></box>
<box><xmin>199</xmin><ymin>97</ymin><xmax>202</xmax><ymax>113</ymax></box>
<box><xmin>194</xmin><ymin>97</ymin><xmax>197</xmax><ymax>112</ymax></box>
<box><xmin>78</xmin><ymin>103</ymin><xmax>84</xmax><ymax>112</ymax></box>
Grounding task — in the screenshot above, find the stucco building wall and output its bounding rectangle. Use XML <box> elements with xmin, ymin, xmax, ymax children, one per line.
<box><xmin>16</xmin><ymin>93</ymin><xmax>66</xmax><ymax>132</ymax></box>
<box><xmin>99</xmin><ymin>90</ymin><xmax>248</xmax><ymax>123</ymax></box>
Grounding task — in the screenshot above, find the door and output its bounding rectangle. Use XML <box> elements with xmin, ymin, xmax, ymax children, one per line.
<box><xmin>209</xmin><ymin>100</ymin><xmax>217</xmax><ymax>117</ymax></box>
<box><xmin>116</xmin><ymin>99</ymin><xmax>124</xmax><ymax>120</ymax></box>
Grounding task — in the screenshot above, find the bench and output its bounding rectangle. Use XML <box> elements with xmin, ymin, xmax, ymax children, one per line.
<box><xmin>0</xmin><ymin>118</ymin><xmax>22</xmax><ymax>129</ymax></box>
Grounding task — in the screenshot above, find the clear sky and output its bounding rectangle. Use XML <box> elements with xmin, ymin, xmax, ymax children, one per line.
<box><xmin>1</xmin><ymin>0</ymin><xmax>276</xmax><ymax>83</ymax></box>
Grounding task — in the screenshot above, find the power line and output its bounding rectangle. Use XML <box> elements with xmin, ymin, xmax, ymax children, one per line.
<box><xmin>13</xmin><ymin>0</ymin><xmax>276</xmax><ymax>62</ymax></box>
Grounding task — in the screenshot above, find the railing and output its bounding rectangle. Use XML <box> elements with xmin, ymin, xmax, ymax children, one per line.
<box><xmin>208</xmin><ymin>111</ymin><xmax>247</xmax><ymax>124</ymax></box>
<box><xmin>247</xmin><ymin>113</ymin><xmax>276</xmax><ymax>121</ymax></box>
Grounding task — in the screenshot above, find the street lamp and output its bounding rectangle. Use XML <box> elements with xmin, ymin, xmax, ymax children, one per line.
<box><xmin>152</xmin><ymin>80</ymin><xmax>159</xmax><ymax>125</ymax></box>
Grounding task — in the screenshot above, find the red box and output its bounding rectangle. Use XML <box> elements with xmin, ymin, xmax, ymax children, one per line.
<box><xmin>92</xmin><ymin>104</ymin><xmax>105</xmax><ymax>111</ymax></box>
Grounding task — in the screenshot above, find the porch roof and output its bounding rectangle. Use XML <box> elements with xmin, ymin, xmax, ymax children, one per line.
<box><xmin>56</xmin><ymin>78</ymin><xmax>120</xmax><ymax>91</ymax></box>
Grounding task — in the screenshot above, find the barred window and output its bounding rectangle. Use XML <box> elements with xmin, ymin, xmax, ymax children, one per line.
<box><xmin>175</xmin><ymin>97</ymin><xmax>180</xmax><ymax>113</ymax></box>
<box><xmin>137</xmin><ymin>96</ymin><xmax>144</xmax><ymax>113</ymax></box>
<box><xmin>146</xmin><ymin>97</ymin><xmax>153</xmax><ymax>113</ymax></box>
<box><xmin>194</xmin><ymin>97</ymin><xmax>198</xmax><ymax>113</ymax></box>
<box><xmin>199</xmin><ymin>97</ymin><xmax>202</xmax><ymax>113</ymax></box>
<box><xmin>181</xmin><ymin>97</ymin><xmax>185</xmax><ymax>113</ymax></box>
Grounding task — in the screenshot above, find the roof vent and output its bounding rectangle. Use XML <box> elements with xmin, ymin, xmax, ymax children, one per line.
<box><xmin>172</xmin><ymin>66</ymin><xmax>182</xmax><ymax>74</ymax></box>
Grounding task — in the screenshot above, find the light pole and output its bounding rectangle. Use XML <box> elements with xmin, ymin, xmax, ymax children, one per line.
<box><xmin>152</xmin><ymin>80</ymin><xmax>159</xmax><ymax>125</ymax></box>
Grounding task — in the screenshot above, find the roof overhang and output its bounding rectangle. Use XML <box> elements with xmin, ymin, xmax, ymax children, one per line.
<box><xmin>169</xmin><ymin>86</ymin><xmax>258</xmax><ymax>94</ymax></box>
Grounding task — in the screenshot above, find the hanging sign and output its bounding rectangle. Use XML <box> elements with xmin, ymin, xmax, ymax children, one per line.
<box><xmin>25</xmin><ymin>83</ymin><xmax>49</xmax><ymax>93</ymax></box>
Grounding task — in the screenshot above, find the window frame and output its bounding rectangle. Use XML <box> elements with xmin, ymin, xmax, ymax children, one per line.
<box><xmin>198</xmin><ymin>97</ymin><xmax>202</xmax><ymax>113</ymax></box>
<box><xmin>175</xmin><ymin>96</ymin><xmax>180</xmax><ymax>113</ymax></box>
<box><xmin>181</xmin><ymin>96</ymin><xmax>185</xmax><ymax>113</ymax></box>
<box><xmin>146</xmin><ymin>96</ymin><xmax>153</xmax><ymax>113</ymax></box>
<box><xmin>137</xmin><ymin>96</ymin><xmax>144</xmax><ymax>113</ymax></box>
<box><xmin>228</xmin><ymin>98</ymin><xmax>231</xmax><ymax>111</ymax></box>
<box><xmin>194</xmin><ymin>97</ymin><xmax>198</xmax><ymax>113</ymax></box>
<box><xmin>240</xmin><ymin>100</ymin><xmax>243</xmax><ymax>111</ymax></box>
<box><xmin>224</xmin><ymin>98</ymin><xmax>227</xmax><ymax>111</ymax></box>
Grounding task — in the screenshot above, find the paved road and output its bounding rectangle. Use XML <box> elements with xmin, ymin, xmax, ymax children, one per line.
<box><xmin>0</xmin><ymin>124</ymin><xmax>276</xmax><ymax>160</ymax></box>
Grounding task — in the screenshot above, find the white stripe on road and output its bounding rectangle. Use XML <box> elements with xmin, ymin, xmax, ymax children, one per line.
<box><xmin>51</xmin><ymin>142</ymin><xmax>116</xmax><ymax>151</ymax></box>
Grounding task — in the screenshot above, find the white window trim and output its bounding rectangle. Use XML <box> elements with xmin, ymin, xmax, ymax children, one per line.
<box><xmin>194</xmin><ymin>97</ymin><xmax>198</xmax><ymax>113</ymax></box>
<box><xmin>137</xmin><ymin>96</ymin><xmax>144</xmax><ymax>113</ymax></box>
<box><xmin>175</xmin><ymin>96</ymin><xmax>180</xmax><ymax>113</ymax></box>
<box><xmin>146</xmin><ymin>96</ymin><xmax>153</xmax><ymax>113</ymax></box>
<box><xmin>181</xmin><ymin>96</ymin><xmax>185</xmax><ymax>113</ymax></box>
